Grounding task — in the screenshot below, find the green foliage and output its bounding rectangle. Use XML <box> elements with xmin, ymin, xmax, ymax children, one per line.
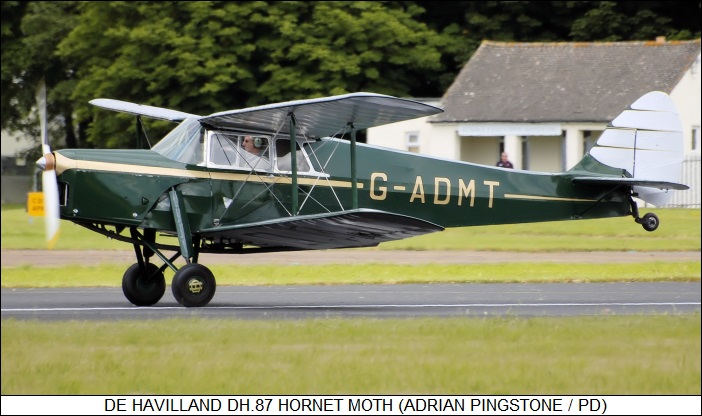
<box><xmin>2</xmin><ymin>1</ymin><xmax>699</xmax><ymax>149</ymax></box>
<box><xmin>3</xmin><ymin>316</ymin><xmax>700</xmax><ymax>394</ymax></box>
<box><xmin>54</xmin><ymin>1</ymin><xmax>445</xmax><ymax>148</ymax></box>
<box><xmin>382</xmin><ymin>208</ymin><xmax>701</xmax><ymax>251</ymax></box>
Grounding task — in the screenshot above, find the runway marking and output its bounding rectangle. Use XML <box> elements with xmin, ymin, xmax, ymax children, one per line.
<box><xmin>2</xmin><ymin>302</ymin><xmax>700</xmax><ymax>313</ymax></box>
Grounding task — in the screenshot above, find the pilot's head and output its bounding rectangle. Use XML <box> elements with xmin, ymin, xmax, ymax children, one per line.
<box><xmin>242</xmin><ymin>136</ymin><xmax>262</xmax><ymax>154</ymax></box>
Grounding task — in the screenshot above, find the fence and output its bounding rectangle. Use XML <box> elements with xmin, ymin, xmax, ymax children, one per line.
<box><xmin>663</xmin><ymin>153</ymin><xmax>701</xmax><ymax>208</ymax></box>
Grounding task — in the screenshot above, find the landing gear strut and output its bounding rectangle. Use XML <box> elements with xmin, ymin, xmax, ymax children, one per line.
<box><xmin>629</xmin><ymin>194</ymin><xmax>659</xmax><ymax>232</ymax></box>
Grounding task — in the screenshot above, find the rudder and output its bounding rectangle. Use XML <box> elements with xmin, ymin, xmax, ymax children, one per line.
<box><xmin>576</xmin><ymin>91</ymin><xmax>685</xmax><ymax>206</ymax></box>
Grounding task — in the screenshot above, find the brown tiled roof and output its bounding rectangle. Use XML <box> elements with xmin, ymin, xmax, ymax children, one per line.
<box><xmin>433</xmin><ymin>39</ymin><xmax>701</xmax><ymax>123</ymax></box>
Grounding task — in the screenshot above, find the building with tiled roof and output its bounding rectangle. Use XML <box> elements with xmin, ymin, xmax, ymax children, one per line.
<box><xmin>367</xmin><ymin>37</ymin><xmax>700</xmax><ymax>206</ymax></box>
<box><xmin>435</xmin><ymin>38</ymin><xmax>700</xmax><ymax>124</ymax></box>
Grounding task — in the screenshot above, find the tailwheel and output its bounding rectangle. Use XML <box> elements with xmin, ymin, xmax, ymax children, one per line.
<box><xmin>122</xmin><ymin>263</ymin><xmax>166</xmax><ymax>306</ymax></box>
<box><xmin>628</xmin><ymin>194</ymin><xmax>660</xmax><ymax>232</ymax></box>
<box><xmin>171</xmin><ymin>264</ymin><xmax>216</xmax><ymax>307</ymax></box>
<box><xmin>638</xmin><ymin>212</ymin><xmax>659</xmax><ymax>232</ymax></box>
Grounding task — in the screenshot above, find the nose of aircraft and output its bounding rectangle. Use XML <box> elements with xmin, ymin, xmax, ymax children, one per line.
<box><xmin>36</xmin><ymin>152</ymin><xmax>55</xmax><ymax>172</ymax></box>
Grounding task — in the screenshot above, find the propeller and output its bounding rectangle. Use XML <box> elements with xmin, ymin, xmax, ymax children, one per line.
<box><xmin>35</xmin><ymin>79</ymin><xmax>60</xmax><ymax>249</ymax></box>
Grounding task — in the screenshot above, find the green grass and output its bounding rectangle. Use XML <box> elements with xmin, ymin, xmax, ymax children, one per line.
<box><xmin>3</xmin><ymin>205</ymin><xmax>699</xmax><ymax>396</ymax></box>
<box><xmin>2</xmin><ymin>262</ymin><xmax>700</xmax><ymax>287</ymax></box>
<box><xmin>2</xmin><ymin>316</ymin><xmax>699</xmax><ymax>395</ymax></box>
<box><xmin>380</xmin><ymin>208</ymin><xmax>701</xmax><ymax>251</ymax></box>
<box><xmin>2</xmin><ymin>205</ymin><xmax>700</xmax><ymax>251</ymax></box>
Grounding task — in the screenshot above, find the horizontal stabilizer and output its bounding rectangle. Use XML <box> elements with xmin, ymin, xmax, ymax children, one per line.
<box><xmin>572</xmin><ymin>176</ymin><xmax>689</xmax><ymax>191</ymax></box>
<box><xmin>200</xmin><ymin>209</ymin><xmax>444</xmax><ymax>250</ymax></box>
<box><xmin>90</xmin><ymin>99</ymin><xmax>199</xmax><ymax>121</ymax></box>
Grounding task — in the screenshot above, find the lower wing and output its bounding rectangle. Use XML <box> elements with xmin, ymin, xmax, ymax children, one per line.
<box><xmin>200</xmin><ymin>209</ymin><xmax>444</xmax><ymax>250</ymax></box>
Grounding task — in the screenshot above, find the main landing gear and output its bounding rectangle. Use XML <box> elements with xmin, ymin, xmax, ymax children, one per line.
<box><xmin>122</xmin><ymin>260</ymin><xmax>216</xmax><ymax>308</ymax></box>
<box><xmin>628</xmin><ymin>194</ymin><xmax>659</xmax><ymax>232</ymax></box>
<box><xmin>120</xmin><ymin>227</ymin><xmax>217</xmax><ymax>308</ymax></box>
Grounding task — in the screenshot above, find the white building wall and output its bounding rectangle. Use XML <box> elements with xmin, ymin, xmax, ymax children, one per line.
<box><xmin>460</xmin><ymin>136</ymin><xmax>500</xmax><ymax>165</ymax></box>
<box><xmin>367</xmin><ymin>59</ymin><xmax>701</xmax><ymax>172</ymax></box>
<box><xmin>670</xmin><ymin>54</ymin><xmax>701</xmax><ymax>154</ymax></box>
<box><xmin>425</xmin><ymin>124</ymin><xmax>460</xmax><ymax>160</ymax></box>
<box><xmin>365</xmin><ymin>120</ymin><xmax>409</xmax><ymax>151</ymax></box>
<box><xmin>528</xmin><ymin>136</ymin><xmax>563</xmax><ymax>172</ymax></box>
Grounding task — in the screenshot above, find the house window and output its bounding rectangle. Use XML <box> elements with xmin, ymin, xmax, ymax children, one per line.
<box><xmin>406</xmin><ymin>132</ymin><xmax>420</xmax><ymax>153</ymax></box>
<box><xmin>521</xmin><ymin>136</ymin><xmax>529</xmax><ymax>170</ymax></box>
<box><xmin>693</xmin><ymin>126</ymin><xmax>701</xmax><ymax>153</ymax></box>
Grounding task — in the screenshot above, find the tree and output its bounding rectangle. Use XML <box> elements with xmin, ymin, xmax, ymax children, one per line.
<box><xmin>57</xmin><ymin>1</ymin><xmax>446</xmax><ymax>148</ymax></box>
<box><xmin>414</xmin><ymin>1</ymin><xmax>701</xmax><ymax>84</ymax></box>
<box><xmin>3</xmin><ymin>1</ymin><xmax>699</xmax><ymax>150</ymax></box>
<box><xmin>2</xmin><ymin>2</ymin><xmax>83</xmax><ymax>151</ymax></box>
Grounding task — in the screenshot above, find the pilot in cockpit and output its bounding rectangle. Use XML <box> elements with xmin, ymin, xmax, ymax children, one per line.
<box><xmin>241</xmin><ymin>135</ymin><xmax>271</xmax><ymax>170</ymax></box>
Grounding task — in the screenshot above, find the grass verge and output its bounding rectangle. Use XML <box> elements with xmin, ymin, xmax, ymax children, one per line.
<box><xmin>2</xmin><ymin>261</ymin><xmax>700</xmax><ymax>287</ymax></box>
<box><xmin>2</xmin><ymin>316</ymin><xmax>699</xmax><ymax>395</ymax></box>
<box><xmin>2</xmin><ymin>206</ymin><xmax>700</xmax><ymax>251</ymax></box>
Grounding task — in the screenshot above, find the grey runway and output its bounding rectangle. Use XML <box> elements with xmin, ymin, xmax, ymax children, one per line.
<box><xmin>2</xmin><ymin>282</ymin><xmax>699</xmax><ymax>320</ymax></box>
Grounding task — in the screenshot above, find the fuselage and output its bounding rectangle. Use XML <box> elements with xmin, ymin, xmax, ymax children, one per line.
<box><xmin>53</xmin><ymin>137</ymin><xmax>631</xmax><ymax>236</ymax></box>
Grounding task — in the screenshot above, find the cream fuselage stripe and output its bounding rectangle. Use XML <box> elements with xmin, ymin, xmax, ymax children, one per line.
<box><xmin>504</xmin><ymin>193</ymin><xmax>596</xmax><ymax>202</ymax></box>
<box><xmin>55</xmin><ymin>153</ymin><xmax>363</xmax><ymax>188</ymax></box>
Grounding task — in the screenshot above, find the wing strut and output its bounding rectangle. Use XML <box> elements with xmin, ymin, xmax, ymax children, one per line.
<box><xmin>349</xmin><ymin>123</ymin><xmax>358</xmax><ymax>209</ymax></box>
<box><xmin>289</xmin><ymin>113</ymin><xmax>299</xmax><ymax>214</ymax></box>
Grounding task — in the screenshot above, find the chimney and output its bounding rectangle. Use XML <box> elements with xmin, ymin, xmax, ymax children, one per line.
<box><xmin>656</xmin><ymin>36</ymin><xmax>666</xmax><ymax>44</ymax></box>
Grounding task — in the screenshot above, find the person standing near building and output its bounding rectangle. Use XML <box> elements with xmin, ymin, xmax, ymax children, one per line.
<box><xmin>497</xmin><ymin>152</ymin><xmax>514</xmax><ymax>168</ymax></box>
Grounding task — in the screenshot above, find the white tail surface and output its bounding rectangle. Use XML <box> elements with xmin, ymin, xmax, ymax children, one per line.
<box><xmin>590</xmin><ymin>91</ymin><xmax>684</xmax><ymax>206</ymax></box>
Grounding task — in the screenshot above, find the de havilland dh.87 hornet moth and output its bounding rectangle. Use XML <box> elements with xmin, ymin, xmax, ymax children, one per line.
<box><xmin>33</xmin><ymin>81</ymin><xmax>688</xmax><ymax>307</ymax></box>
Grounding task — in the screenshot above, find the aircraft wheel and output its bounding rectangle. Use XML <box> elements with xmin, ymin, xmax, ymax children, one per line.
<box><xmin>122</xmin><ymin>263</ymin><xmax>166</xmax><ymax>306</ymax></box>
<box><xmin>171</xmin><ymin>264</ymin><xmax>216</xmax><ymax>307</ymax></box>
<box><xmin>641</xmin><ymin>212</ymin><xmax>659</xmax><ymax>232</ymax></box>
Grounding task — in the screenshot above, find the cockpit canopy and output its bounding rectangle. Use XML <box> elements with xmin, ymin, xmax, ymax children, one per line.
<box><xmin>151</xmin><ymin>118</ymin><xmax>311</xmax><ymax>173</ymax></box>
<box><xmin>151</xmin><ymin>118</ymin><xmax>204</xmax><ymax>165</ymax></box>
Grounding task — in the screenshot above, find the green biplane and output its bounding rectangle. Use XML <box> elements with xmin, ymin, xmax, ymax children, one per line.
<box><xmin>35</xmin><ymin>84</ymin><xmax>688</xmax><ymax>307</ymax></box>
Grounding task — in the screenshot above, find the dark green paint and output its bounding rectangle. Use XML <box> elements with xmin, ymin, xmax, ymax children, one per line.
<box><xmin>55</xmin><ymin>138</ymin><xmax>632</xmax><ymax>244</ymax></box>
<box><xmin>169</xmin><ymin>188</ymin><xmax>193</xmax><ymax>259</ymax></box>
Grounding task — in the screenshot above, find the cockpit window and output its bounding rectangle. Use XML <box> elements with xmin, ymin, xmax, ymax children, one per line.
<box><xmin>210</xmin><ymin>133</ymin><xmax>272</xmax><ymax>171</ymax></box>
<box><xmin>152</xmin><ymin>118</ymin><xmax>204</xmax><ymax>164</ymax></box>
<box><xmin>275</xmin><ymin>139</ymin><xmax>310</xmax><ymax>172</ymax></box>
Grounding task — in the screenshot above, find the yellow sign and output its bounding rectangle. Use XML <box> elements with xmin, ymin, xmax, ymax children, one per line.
<box><xmin>27</xmin><ymin>192</ymin><xmax>44</xmax><ymax>217</ymax></box>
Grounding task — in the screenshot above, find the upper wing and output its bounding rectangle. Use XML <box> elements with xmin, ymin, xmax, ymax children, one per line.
<box><xmin>90</xmin><ymin>99</ymin><xmax>200</xmax><ymax>121</ymax></box>
<box><xmin>199</xmin><ymin>92</ymin><xmax>443</xmax><ymax>137</ymax></box>
<box><xmin>199</xmin><ymin>209</ymin><xmax>444</xmax><ymax>250</ymax></box>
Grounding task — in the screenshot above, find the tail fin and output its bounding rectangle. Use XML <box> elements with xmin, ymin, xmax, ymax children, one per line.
<box><xmin>571</xmin><ymin>91</ymin><xmax>687</xmax><ymax>206</ymax></box>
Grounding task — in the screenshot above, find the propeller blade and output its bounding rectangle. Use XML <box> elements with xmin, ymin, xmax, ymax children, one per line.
<box><xmin>36</xmin><ymin>79</ymin><xmax>50</xmax><ymax>155</ymax></box>
<box><xmin>35</xmin><ymin>78</ymin><xmax>60</xmax><ymax>249</ymax></box>
<box><xmin>42</xmin><ymin>169</ymin><xmax>60</xmax><ymax>249</ymax></box>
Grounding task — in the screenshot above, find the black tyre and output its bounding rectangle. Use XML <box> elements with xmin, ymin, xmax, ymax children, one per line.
<box><xmin>122</xmin><ymin>263</ymin><xmax>166</xmax><ymax>306</ymax></box>
<box><xmin>171</xmin><ymin>264</ymin><xmax>216</xmax><ymax>307</ymax></box>
<box><xmin>641</xmin><ymin>212</ymin><xmax>659</xmax><ymax>232</ymax></box>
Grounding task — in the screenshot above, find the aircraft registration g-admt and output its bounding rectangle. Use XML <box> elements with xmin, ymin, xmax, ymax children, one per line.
<box><xmin>34</xmin><ymin>81</ymin><xmax>688</xmax><ymax>307</ymax></box>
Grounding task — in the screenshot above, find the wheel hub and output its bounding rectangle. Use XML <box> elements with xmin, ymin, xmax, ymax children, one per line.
<box><xmin>187</xmin><ymin>277</ymin><xmax>204</xmax><ymax>294</ymax></box>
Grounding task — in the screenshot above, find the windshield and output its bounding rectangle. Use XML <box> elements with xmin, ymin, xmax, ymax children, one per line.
<box><xmin>152</xmin><ymin>118</ymin><xmax>204</xmax><ymax>164</ymax></box>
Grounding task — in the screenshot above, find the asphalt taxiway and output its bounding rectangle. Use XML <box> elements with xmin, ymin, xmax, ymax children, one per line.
<box><xmin>2</xmin><ymin>282</ymin><xmax>699</xmax><ymax>320</ymax></box>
